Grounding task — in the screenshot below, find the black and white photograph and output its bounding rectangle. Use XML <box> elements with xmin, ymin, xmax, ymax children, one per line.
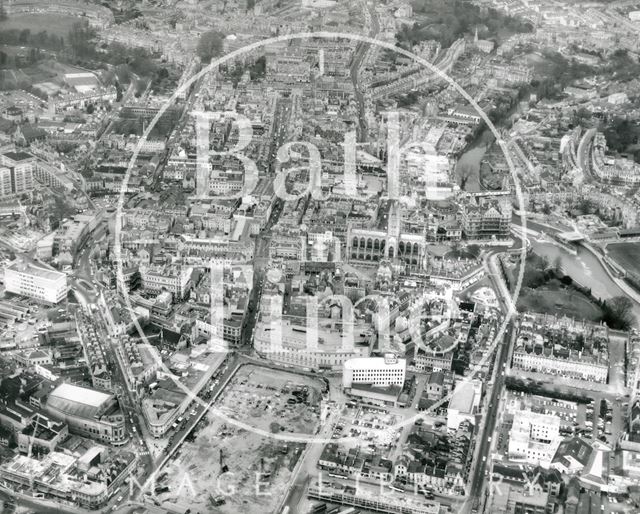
<box><xmin>0</xmin><ymin>0</ymin><xmax>639</xmax><ymax>513</ymax></box>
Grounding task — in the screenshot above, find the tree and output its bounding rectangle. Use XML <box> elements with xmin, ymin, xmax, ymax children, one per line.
<box><xmin>68</xmin><ymin>20</ymin><xmax>96</xmax><ymax>58</ymax></box>
<box><xmin>572</xmin><ymin>106</ymin><xmax>592</xmax><ymax>128</ymax></box>
<box><xmin>19</xmin><ymin>29</ymin><xmax>31</xmax><ymax>44</ymax></box>
<box><xmin>601</xmin><ymin>296</ymin><xmax>635</xmax><ymax>331</ymax></box>
<box><xmin>467</xmin><ymin>244</ymin><xmax>481</xmax><ymax>259</ymax></box>
<box><xmin>457</xmin><ymin>163</ymin><xmax>474</xmax><ymax>191</ymax></box>
<box><xmin>196</xmin><ymin>30</ymin><xmax>224</xmax><ymax>64</ymax></box>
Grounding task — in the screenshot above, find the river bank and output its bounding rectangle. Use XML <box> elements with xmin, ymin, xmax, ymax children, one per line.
<box><xmin>512</xmin><ymin>214</ymin><xmax>640</xmax><ymax>326</ymax></box>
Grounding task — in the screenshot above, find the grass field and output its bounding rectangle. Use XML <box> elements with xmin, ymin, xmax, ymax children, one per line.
<box><xmin>607</xmin><ymin>242</ymin><xmax>640</xmax><ymax>277</ymax></box>
<box><xmin>0</xmin><ymin>13</ymin><xmax>81</xmax><ymax>38</ymax></box>
<box><xmin>517</xmin><ymin>279</ymin><xmax>603</xmax><ymax>321</ymax></box>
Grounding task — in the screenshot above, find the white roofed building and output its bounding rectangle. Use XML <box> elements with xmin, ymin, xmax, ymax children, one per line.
<box><xmin>44</xmin><ymin>384</ymin><xmax>126</xmax><ymax>445</ymax></box>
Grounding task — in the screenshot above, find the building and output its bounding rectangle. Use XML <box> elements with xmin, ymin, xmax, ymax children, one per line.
<box><xmin>140</xmin><ymin>265</ymin><xmax>193</xmax><ymax>300</ymax></box>
<box><xmin>44</xmin><ymin>384</ymin><xmax>126</xmax><ymax>445</ymax></box>
<box><xmin>461</xmin><ymin>195</ymin><xmax>512</xmax><ymax>241</ymax></box>
<box><xmin>14</xmin><ymin>349</ymin><xmax>53</xmax><ymax>367</ymax></box>
<box><xmin>54</xmin><ymin>212</ymin><xmax>103</xmax><ymax>254</ymax></box>
<box><xmin>0</xmin><ymin>448</ymin><xmax>135</xmax><ymax>509</ymax></box>
<box><xmin>512</xmin><ymin>314</ymin><xmax>610</xmax><ymax>383</ymax></box>
<box><xmin>254</xmin><ymin>314</ymin><xmax>374</xmax><ymax>370</ymax></box>
<box><xmin>508</xmin><ymin>410</ymin><xmax>562</xmax><ymax>467</ymax></box>
<box><xmin>0</xmin><ymin>151</ymin><xmax>35</xmax><ymax>197</ymax></box>
<box><xmin>17</xmin><ymin>414</ymin><xmax>68</xmax><ymax>455</ymax></box>
<box><xmin>4</xmin><ymin>259</ymin><xmax>68</xmax><ymax>304</ymax></box>
<box><xmin>487</xmin><ymin>63</ymin><xmax>532</xmax><ymax>85</ymax></box>
<box><xmin>342</xmin><ymin>356</ymin><xmax>406</xmax><ymax>389</ymax></box>
<box><xmin>447</xmin><ymin>381</ymin><xmax>478</xmax><ymax>430</ymax></box>
<box><xmin>488</xmin><ymin>482</ymin><xmax>550</xmax><ymax>514</ymax></box>
<box><xmin>347</xmin><ymin>227</ymin><xmax>427</xmax><ymax>270</ymax></box>
<box><xmin>550</xmin><ymin>436</ymin><xmax>593</xmax><ymax>474</ymax></box>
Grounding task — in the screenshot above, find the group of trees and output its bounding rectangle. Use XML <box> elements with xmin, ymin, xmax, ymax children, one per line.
<box><xmin>514</xmin><ymin>51</ymin><xmax>600</xmax><ymax>103</ymax></box>
<box><xmin>604</xmin><ymin>49</ymin><xmax>640</xmax><ymax>83</ymax></box>
<box><xmin>601</xmin><ymin>296</ymin><xmax>635</xmax><ymax>331</ymax></box>
<box><xmin>0</xmin><ymin>29</ymin><xmax>65</xmax><ymax>51</ymax></box>
<box><xmin>223</xmin><ymin>55</ymin><xmax>267</xmax><ymax>85</ymax></box>
<box><xmin>519</xmin><ymin>251</ymin><xmax>636</xmax><ymax>330</ymax></box>
<box><xmin>396</xmin><ymin>0</ymin><xmax>533</xmax><ymax>50</ymax></box>
<box><xmin>603</xmin><ymin>117</ymin><xmax>640</xmax><ymax>164</ymax></box>
<box><xmin>68</xmin><ymin>20</ymin><xmax>98</xmax><ymax>59</ymax></box>
<box><xmin>196</xmin><ymin>30</ymin><xmax>224</xmax><ymax>64</ymax></box>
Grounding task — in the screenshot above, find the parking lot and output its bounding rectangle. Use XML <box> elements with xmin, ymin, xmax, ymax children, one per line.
<box><xmin>329</xmin><ymin>402</ymin><xmax>403</xmax><ymax>456</ymax></box>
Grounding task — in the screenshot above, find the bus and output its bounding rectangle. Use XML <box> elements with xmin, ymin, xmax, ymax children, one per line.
<box><xmin>328</xmin><ymin>473</ymin><xmax>347</xmax><ymax>479</ymax></box>
<box><xmin>388</xmin><ymin>484</ymin><xmax>404</xmax><ymax>493</ymax></box>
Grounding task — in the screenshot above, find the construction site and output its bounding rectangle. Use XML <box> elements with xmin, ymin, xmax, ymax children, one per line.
<box><xmin>159</xmin><ymin>364</ymin><xmax>326</xmax><ymax>513</ymax></box>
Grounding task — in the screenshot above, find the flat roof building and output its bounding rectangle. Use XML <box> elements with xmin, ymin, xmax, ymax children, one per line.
<box><xmin>44</xmin><ymin>384</ymin><xmax>126</xmax><ymax>445</ymax></box>
<box><xmin>4</xmin><ymin>259</ymin><xmax>67</xmax><ymax>304</ymax></box>
<box><xmin>342</xmin><ymin>355</ymin><xmax>406</xmax><ymax>389</ymax></box>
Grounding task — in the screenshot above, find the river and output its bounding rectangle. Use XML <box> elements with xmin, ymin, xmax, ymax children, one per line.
<box><xmin>458</xmin><ymin>125</ymin><xmax>640</xmax><ymax>323</ymax></box>
<box><xmin>455</xmin><ymin>129</ymin><xmax>495</xmax><ymax>192</ymax></box>
<box><xmin>512</xmin><ymin>214</ymin><xmax>640</xmax><ymax>324</ymax></box>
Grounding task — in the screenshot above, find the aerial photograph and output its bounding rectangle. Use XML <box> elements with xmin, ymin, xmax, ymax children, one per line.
<box><xmin>1</xmin><ymin>0</ymin><xmax>640</xmax><ymax>513</ymax></box>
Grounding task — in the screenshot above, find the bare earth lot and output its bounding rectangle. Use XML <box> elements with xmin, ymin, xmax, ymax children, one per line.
<box><xmin>159</xmin><ymin>364</ymin><xmax>324</xmax><ymax>514</ymax></box>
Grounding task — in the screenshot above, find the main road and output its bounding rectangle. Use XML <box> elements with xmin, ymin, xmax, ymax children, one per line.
<box><xmin>458</xmin><ymin>252</ymin><xmax>515</xmax><ymax>513</ymax></box>
<box><xmin>350</xmin><ymin>0</ymin><xmax>380</xmax><ymax>142</ymax></box>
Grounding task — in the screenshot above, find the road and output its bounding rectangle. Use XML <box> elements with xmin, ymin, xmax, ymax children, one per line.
<box><xmin>459</xmin><ymin>252</ymin><xmax>515</xmax><ymax>513</ymax></box>
<box><xmin>576</xmin><ymin>127</ymin><xmax>596</xmax><ymax>177</ymax></box>
<box><xmin>350</xmin><ymin>0</ymin><xmax>379</xmax><ymax>142</ymax></box>
<box><xmin>128</xmin><ymin>355</ymin><xmax>239</xmax><ymax>507</ymax></box>
<box><xmin>98</xmin><ymin>80</ymin><xmax>137</xmax><ymax>141</ymax></box>
<box><xmin>268</xmin><ymin>97</ymin><xmax>293</xmax><ymax>173</ymax></box>
<box><xmin>280</xmin><ymin>404</ymin><xmax>342</xmax><ymax>512</ymax></box>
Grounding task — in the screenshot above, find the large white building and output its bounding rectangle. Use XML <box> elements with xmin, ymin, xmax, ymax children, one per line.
<box><xmin>342</xmin><ymin>356</ymin><xmax>406</xmax><ymax>389</ymax></box>
<box><xmin>0</xmin><ymin>151</ymin><xmax>35</xmax><ymax>198</ymax></box>
<box><xmin>4</xmin><ymin>260</ymin><xmax>68</xmax><ymax>304</ymax></box>
<box><xmin>508</xmin><ymin>410</ymin><xmax>562</xmax><ymax>468</ymax></box>
<box><xmin>254</xmin><ymin>316</ymin><xmax>374</xmax><ymax>371</ymax></box>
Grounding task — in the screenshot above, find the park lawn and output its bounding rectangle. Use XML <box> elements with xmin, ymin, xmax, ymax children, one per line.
<box><xmin>0</xmin><ymin>13</ymin><xmax>81</xmax><ymax>38</ymax></box>
<box><xmin>517</xmin><ymin>280</ymin><xmax>603</xmax><ymax>321</ymax></box>
<box><xmin>607</xmin><ymin>242</ymin><xmax>640</xmax><ymax>277</ymax></box>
